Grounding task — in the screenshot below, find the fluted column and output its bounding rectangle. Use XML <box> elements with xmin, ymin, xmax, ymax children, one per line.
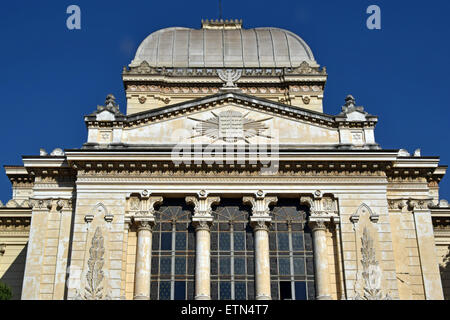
<box><xmin>186</xmin><ymin>190</ymin><xmax>220</xmax><ymax>300</ymax></box>
<box><xmin>309</xmin><ymin>219</ymin><xmax>332</xmax><ymax>300</ymax></box>
<box><xmin>133</xmin><ymin>219</ymin><xmax>154</xmax><ymax>300</ymax></box>
<box><xmin>243</xmin><ymin>191</ymin><xmax>277</xmax><ymax>300</ymax></box>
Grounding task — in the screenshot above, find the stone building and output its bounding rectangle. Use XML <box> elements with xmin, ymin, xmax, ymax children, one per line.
<box><xmin>0</xmin><ymin>19</ymin><xmax>449</xmax><ymax>300</ymax></box>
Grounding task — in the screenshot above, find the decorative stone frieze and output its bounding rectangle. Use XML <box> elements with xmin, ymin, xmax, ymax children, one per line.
<box><xmin>30</xmin><ymin>198</ymin><xmax>73</xmax><ymax>212</ymax></box>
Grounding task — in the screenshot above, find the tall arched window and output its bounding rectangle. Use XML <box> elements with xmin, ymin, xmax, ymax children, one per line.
<box><xmin>210</xmin><ymin>198</ymin><xmax>255</xmax><ymax>300</ymax></box>
<box><xmin>269</xmin><ymin>198</ymin><xmax>315</xmax><ymax>300</ymax></box>
<box><xmin>150</xmin><ymin>198</ymin><xmax>195</xmax><ymax>300</ymax></box>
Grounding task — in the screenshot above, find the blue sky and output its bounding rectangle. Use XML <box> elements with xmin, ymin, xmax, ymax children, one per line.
<box><xmin>0</xmin><ymin>0</ymin><xmax>449</xmax><ymax>203</ymax></box>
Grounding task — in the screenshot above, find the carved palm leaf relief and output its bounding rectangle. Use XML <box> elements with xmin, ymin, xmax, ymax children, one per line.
<box><xmin>188</xmin><ymin>110</ymin><xmax>272</xmax><ymax>143</ymax></box>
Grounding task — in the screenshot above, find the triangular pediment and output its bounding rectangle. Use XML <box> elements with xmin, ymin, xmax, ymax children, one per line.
<box><xmin>115</xmin><ymin>93</ymin><xmax>341</xmax><ymax>146</ymax></box>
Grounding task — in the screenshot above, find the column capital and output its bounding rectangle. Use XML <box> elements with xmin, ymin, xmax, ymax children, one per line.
<box><xmin>134</xmin><ymin>217</ymin><xmax>155</xmax><ymax>232</ymax></box>
<box><xmin>308</xmin><ymin>218</ymin><xmax>329</xmax><ymax>232</ymax></box>
<box><xmin>406</xmin><ymin>198</ymin><xmax>433</xmax><ymax>212</ymax></box>
<box><xmin>243</xmin><ymin>191</ymin><xmax>277</xmax><ymax>216</ymax></box>
<box><xmin>192</xmin><ymin>216</ymin><xmax>214</xmax><ymax>231</ymax></box>
<box><xmin>250</xmin><ymin>217</ymin><xmax>271</xmax><ymax>232</ymax></box>
<box><xmin>300</xmin><ymin>192</ymin><xmax>338</xmax><ymax>218</ymax></box>
<box><xmin>186</xmin><ymin>191</ymin><xmax>220</xmax><ymax>217</ymax></box>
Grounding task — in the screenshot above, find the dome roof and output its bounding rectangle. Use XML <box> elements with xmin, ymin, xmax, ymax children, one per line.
<box><xmin>130</xmin><ymin>24</ymin><xmax>317</xmax><ymax>69</ymax></box>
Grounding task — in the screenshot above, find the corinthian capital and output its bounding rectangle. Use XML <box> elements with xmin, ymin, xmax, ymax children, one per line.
<box><xmin>186</xmin><ymin>191</ymin><xmax>220</xmax><ymax>217</ymax></box>
<box><xmin>308</xmin><ymin>218</ymin><xmax>328</xmax><ymax>232</ymax></box>
<box><xmin>243</xmin><ymin>191</ymin><xmax>277</xmax><ymax>216</ymax></box>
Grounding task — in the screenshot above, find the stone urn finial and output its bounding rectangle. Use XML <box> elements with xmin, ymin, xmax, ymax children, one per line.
<box><xmin>105</xmin><ymin>94</ymin><xmax>117</xmax><ymax>107</ymax></box>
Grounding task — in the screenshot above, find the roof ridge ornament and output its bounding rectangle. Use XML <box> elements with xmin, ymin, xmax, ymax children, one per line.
<box><xmin>201</xmin><ymin>18</ymin><xmax>242</xmax><ymax>29</ymax></box>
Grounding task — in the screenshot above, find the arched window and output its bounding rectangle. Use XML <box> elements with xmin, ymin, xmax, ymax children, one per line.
<box><xmin>150</xmin><ymin>198</ymin><xmax>195</xmax><ymax>300</ymax></box>
<box><xmin>269</xmin><ymin>198</ymin><xmax>315</xmax><ymax>300</ymax></box>
<box><xmin>210</xmin><ymin>198</ymin><xmax>255</xmax><ymax>300</ymax></box>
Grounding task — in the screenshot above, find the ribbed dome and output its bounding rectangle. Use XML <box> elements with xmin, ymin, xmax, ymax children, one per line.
<box><xmin>130</xmin><ymin>24</ymin><xmax>317</xmax><ymax>68</ymax></box>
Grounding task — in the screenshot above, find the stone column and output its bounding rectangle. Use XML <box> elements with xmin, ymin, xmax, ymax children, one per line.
<box><xmin>309</xmin><ymin>218</ymin><xmax>332</xmax><ymax>300</ymax></box>
<box><xmin>133</xmin><ymin>218</ymin><xmax>154</xmax><ymax>300</ymax></box>
<box><xmin>186</xmin><ymin>190</ymin><xmax>220</xmax><ymax>300</ymax></box>
<box><xmin>243</xmin><ymin>191</ymin><xmax>277</xmax><ymax>300</ymax></box>
<box><xmin>129</xmin><ymin>193</ymin><xmax>163</xmax><ymax>300</ymax></box>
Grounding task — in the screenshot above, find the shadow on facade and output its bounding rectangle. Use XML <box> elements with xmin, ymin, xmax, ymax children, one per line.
<box><xmin>439</xmin><ymin>245</ymin><xmax>450</xmax><ymax>300</ymax></box>
<box><xmin>0</xmin><ymin>245</ymin><xmax>27</xmax><ymax>300</ymax></box>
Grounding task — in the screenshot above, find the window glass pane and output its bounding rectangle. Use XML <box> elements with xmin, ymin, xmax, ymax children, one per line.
<box><xmin>292</xmin><ymin>232</ymin><xmax>304</xmax><ymax>251</ymax></box>
<box><xmin>277</xmin><ymin>233</ymin><xmax>289</xmax><ymax>251</ymax></box>
<box><xmin>306</xmin><ymin>256</ymin><xmax>314</xmax><ymax>275</ymax></box>
<box><xmin>219</xmin><ymin>257</ymin><xmax>231</xmax><ymax>275</ymax></box>
<box><xmin>246</xmin><ymin>230</ymin><xmax>254</xmax><ymax>250</ymax></box>
<box><xmin>220</xmin><ymin>282</ymin><xmax>231</xmax><ymax>300</ymax></box>
<box><xmin>271</xmin><ymin>281</ymin><xmax>279</xmax><ymax>300</ymax></box>
<box><xmin>174</xmin><ymin>281</ymin><xmax>186</xmax><ymax>300</ymax></box>
<box><xmin>234</xmin><ymin>232</ymin><xmax>245</xmax><ymax>251</ymax></box>
<box><xmin>269</xmin><ymin>233</ymin><xmax>276</xmax><ymax>251</ymax></box>
<box><xmin>151</xmin><ymin>256</ymin><xmax>159</xmax><ymax>275</ymax></box>
<box><xmin>211</xmin><ymin>281</ymin><xmax>218</xmax><ymax>300</ymax></box>
<box><xmin>304</xmin><ymin>232</ymin><xmax>313</xmax><ymax>251</ymax></box>
<box><xmin>277</xmin><ymin>223</ymin><xmax>288</xmax><ymax>231</ymax></box>
<box><xmin>175</xmin><ymin>257</ymin><xmax>186</xmax><ymax>275</ymax></box>
<box><xmin>219</xmin><ymin>233</ymin><xmax>230</xmax><ymax>251</ymax></box>
<box><xmin>247</xmin><ymin>257</ymin><xmax>254</xmax><ymax>275</ymax></box>
<box><xmin>187</xmin><ymin>281</ymin><xmax>194</xmax><ymax>300</ymax></box>
<box><xmin>294</xmin><ymin>282</ymin><xmax>307</xmax><ymax>300</ymax></box>
<box><xmin>188</xmin><ymin>256</ymin><xmax>195</xmax><ymax>275</ymax></box>
<box><xmin>270</xmin><ymin>257</ymin><xmax>278</xmax><ymax>275</ymax></box>
<box><xmin>161</xmin><ymin>232</ymin><xmax>172</xmax><ymax>251</ymax></box>
<box><xmin>188</xmin><ymin>229</ymin><xmax>195</xmax><ymax>250</ymax></box>
<box><xmin>235</xmin><ymin>282</ymin><xmax>247</xmax><ymax>300</ymax></box>
<box><xmin>211</xmin><ymin>232</ymin><xmax>218</xmax><ymax>251</ymax></box>
<box><xmin>175</xmin><ymin>233</ymin><xmax>186</xmax><ymax>250</ymax></box>
<box><xmin>159</xmin><ymin>281</ymin><xmax>171</xmax><ymax>300</ymax></box>
<box><xmin>152</xmin><ymin>232</ymin><xmax>159</xmax><ymax>250</ymax></box>
<box><xmin>293</xmin><ymin>257</ymin><xmax>305</xmax><ymax>275</ymax></box>
<box><xmin>279</xmin><ymin>257</ymin><xmax>290</xmax><ymax>275</ymax></box>
<box><xmin>211</xmin><ymin>257</ymin><xmax>218</xmax><ymax>275</ymax></box>
<box><xmin>160</xmin><ymin>257</ymin><xmax>172</xmax><ymax>274</ymax></box>
<box><xmin>150</xmin><ymin>282</ymin><xmax>158</xmax><ymax>300</ymax></box>
<box><xmin>307</xmin><ymin>281</ymin><xmax>315</xmax><ymax>300</ymax></box>
<box><xmin>279</xmin><ymin>281</ymin><xmax>292</xmax><ymax>300</ymax></box>
<box><xmin>234</xmin><ymin>257</ymin><xmax>245</xmax><ymax>275</ymax></box>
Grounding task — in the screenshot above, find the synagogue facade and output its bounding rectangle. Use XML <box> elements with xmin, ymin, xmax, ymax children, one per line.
<box><xmin>0</xmin><ymin>19</ymin><xmax>449</xmax><ymax>300</ymax></box>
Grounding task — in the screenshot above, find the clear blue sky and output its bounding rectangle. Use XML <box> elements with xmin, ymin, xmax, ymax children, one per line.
<box><xmin>0</xmin><ymin>1</ymin><xmax>449</xmax><ymax>203</ymax></box>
